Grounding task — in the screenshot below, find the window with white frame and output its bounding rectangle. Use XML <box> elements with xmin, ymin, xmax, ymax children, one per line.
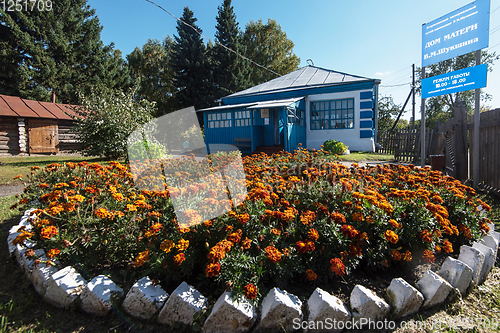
<box><xmin>234</xmin><ymin>110</ymin><xmax>251</xmax><ymax>127</ymax></box>
<box><xmin>207</xmin><ymin>112</ymin><xmax>232</xmax><ymax>128</ymax></box>
<box><xmin>310</xmin><ymin>98</ymin><xmax>354</xmax><ymax>130</ymax></box>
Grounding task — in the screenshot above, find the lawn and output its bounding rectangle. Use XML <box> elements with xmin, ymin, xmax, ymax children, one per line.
<box><xmin>1</xmin><ymin>150</ymin><xmax>500</xmax><ymax>332</ymax></box>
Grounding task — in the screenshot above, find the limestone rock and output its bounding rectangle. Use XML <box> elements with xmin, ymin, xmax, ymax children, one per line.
<box><xmin>203</xmin><ymin>291</ymin><xmax>256</xmax><ymax>333</ymax></box>
<box><xmin>123</xmin><ymin>276</ymin><xmax>168</xmax><ymax>320</ymax></box>
<box><xmin>385</xmin><ymin>278</ymin><xmax>424</xmax><ymax>319</ymax></box>
<box><xmin>80</xmin><ymin>275</ymin><xmax>123</xmax><ymax>316</ymax></box>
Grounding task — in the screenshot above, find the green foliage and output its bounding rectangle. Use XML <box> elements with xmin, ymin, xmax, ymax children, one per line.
<box><xmin>127</xmin><ymin>38</ymin><xmax>176</xmax><ymax>117</ymax></box>
<box><xmin>127</xmin><ymin>140</ymin><xmax>169</xmax><ymax>161</ymax></box>
<box><xmin>211</xmin><ymin>0</ymin><xmax>251</xmax><ymax>99</ymax></box>
<box><xmin>323</xmin><ymin>140</ymin><xmax>348</xmax><ymax>155</ymax></box>
<box><xmin>242</xmin><ymin>19</ymin><xmax>301</xmax><ymax>86</ymax></box>
<box><xmin>74</xmin><ymin>86</ymin><xmax>155</xmax><ymax>159</ymax></box>
<box><xmin>0</xmin><ymin>0</ymin><xmax>130</xmax><ymax>104</ymax></box>
<box><xmin>377</xmin><ymin>96</ymin><xmax>409</xmax><ymax>131</ymax></box>
<box><xmin>170</xmin><ymin>7</ymin><xmax>213</xmax><ymax>110</ymax></box>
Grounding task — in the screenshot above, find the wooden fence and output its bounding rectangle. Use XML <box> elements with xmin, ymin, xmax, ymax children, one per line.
<box><xmin>468</xmin><ymin>108</ymin><xmax>500</xmax><ymax>194</ymax></box>
<box><xmin>378</xmin><ymin>103</ymin><xmax>500</xmax><ymax>192</ymax></box>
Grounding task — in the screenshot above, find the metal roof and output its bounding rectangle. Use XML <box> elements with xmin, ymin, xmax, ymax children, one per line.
<box><xmin>197</xmin><ymin>97</ymin><xmax>303</xmax><ymax>113</ymax></box>
<box><xmin>0</xmin><ymin>94</ymin><xmax>77</xmax><ymax>120</ymax></box>
<box><xmin>225</xmin><ymin>65</ymin><xmax>377</xmax><ymax>99</ymax></box>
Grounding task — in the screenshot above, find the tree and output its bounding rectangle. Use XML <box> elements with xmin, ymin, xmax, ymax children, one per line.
<box><xmin>242</xmin><ymin>19</ymin><xmax>300</xmax><ymax>86</ymax></box>
<box><xmin>74</xmin><ymin>86</ymin><xmax>156</xmax><ymax>159</ymax></box>
<box><xmin>416</xmin><ymin>51</ymin><xmax>499</xmax><ymax>129</ymax></box>
<box><xmin>127</xmin><ymin>38</ymin><xmax>175</xmax><ymax>117</ymax></box>
<box><xmin>170</xmin><ymin>7</ymin><xmax>213</xmax><ymax>111</ymax></box>
<box><xmin>211</xmin><ymin>0</ymin><xmax>251</xmax><ymax>99</ymax></box>
<box><xmin>0</xmin><ymin>0</ymin><xmax>130</xmax><ymax>104</ymax></box>
<box><xmin>377</xmin><ymin>96</ymin><xmax>409</xmax><ymax>131</ymax></box>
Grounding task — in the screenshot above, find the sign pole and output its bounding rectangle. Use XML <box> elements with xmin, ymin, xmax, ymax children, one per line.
<box><xmin>473</xmin><ymin>50</ymin><xmax>481</xmax><ymax>188</ymax></box>
<box><xmin>421</xmin><ymin>66</ymin><xmax>426</xmax><ymax>168</ymax></box>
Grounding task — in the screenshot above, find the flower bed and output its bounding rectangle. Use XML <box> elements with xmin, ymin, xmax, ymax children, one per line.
<box><xmin>11</xmin><ymin>148</ymin><xmax>492</xmax><ymax>303</ymax></box>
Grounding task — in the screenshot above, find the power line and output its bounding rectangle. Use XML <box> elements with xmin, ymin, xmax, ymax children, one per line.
<box><xmin>380</xmin><ymin>82</ymin><xmax>411</xmax><ymax>88</ymax></box>
<box><xmin>143</xmin><ymin>0</ymin><xmax>281</xmax><ymax>77</ymax></box>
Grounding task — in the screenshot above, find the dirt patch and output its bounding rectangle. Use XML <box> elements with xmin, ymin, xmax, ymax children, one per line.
<box><xmin>0</xmin><ymin>184</ymin><xmax>24</xmax><ymax>198</ymax></box>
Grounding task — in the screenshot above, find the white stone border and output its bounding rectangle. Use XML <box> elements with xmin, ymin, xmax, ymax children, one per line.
<box><xmin>7</xmin><ymin>209</ymin><xmax>499</xmax><ymax>332</ymax></box>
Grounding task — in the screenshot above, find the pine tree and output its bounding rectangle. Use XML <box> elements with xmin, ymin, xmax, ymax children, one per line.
<box><xmin>0</xmin><ymin>0</ymin><xmax>130</xmax><ymax>103</ymax></box>
<box><xmin>212</xmin><ymin>0</ymin><xmax>251</xmax><ymax>98</ymax></box>
<box><xmin>170</xmin><ymin>7</ymin><xmax>213</xmax><ymax>111</ymax></box>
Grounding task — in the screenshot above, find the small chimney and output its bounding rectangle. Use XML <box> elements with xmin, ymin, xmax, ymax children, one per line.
<box><xmin>52</xmin><ymin>91</ymin><xmax>56</xmax><ymax>103</ymax></box>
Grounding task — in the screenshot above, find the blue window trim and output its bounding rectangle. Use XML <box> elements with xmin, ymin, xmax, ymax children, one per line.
<box><xmin>309</xmin><ymin>98</ymin><xmax>355</xmax><ymax>130</ymax></box>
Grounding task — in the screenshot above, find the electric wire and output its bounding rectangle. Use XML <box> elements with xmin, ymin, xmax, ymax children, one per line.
<box><xmin>143</xmin><ymin>0</ymin><xmax>281</xmax><ymax>77</ymax></box>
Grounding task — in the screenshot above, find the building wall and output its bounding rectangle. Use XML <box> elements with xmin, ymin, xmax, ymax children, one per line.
<box><xmin>305</xmin><ymin>89</ymin><xmax>375</xmax><ymax>152</ymax></box>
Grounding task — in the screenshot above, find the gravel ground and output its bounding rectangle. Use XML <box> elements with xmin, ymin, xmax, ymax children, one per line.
<box><xmin>0</xmin><ymin>184</ymin><xmax>24</xmax><ymax>198</ymax></box>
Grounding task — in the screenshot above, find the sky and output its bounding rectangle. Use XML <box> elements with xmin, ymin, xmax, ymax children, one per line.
<box><xmin>86</xmin><ymin>0</ymin><xmax>500</xmax><ymax>121</ymax></box>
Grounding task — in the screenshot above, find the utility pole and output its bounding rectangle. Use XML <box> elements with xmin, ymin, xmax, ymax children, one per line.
<box><xmin>412</xmin><ymin>64</ymin><xmax>416</xmax><ymax>131</ymax></box>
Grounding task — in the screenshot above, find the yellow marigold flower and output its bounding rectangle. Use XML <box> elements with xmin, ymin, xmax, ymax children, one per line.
<box><xmin>134</xmin><ymin>250</ymin><xmax>149</xmax><ymax>267</ymax></box>
<box><xmin>176</xmin><ymin>239</ymin><xmax>190</xmax><ymax>251</ymax></box>
<box><xmin>95</xmin><ymin>207</ymin><xmax>109</xmax><ymax>219</ymax></box>
<box><xmin>112</xmin><ymin>192</ymin><xmax>124</xmax><ymax>201</ymax></box>
<box><xmin>388</xmin><ymin>219</ymin><xmax>400</xmax><ymax>228</ymax></box>
<box><xmin>47</xmin><ymin>248</ymin><xmax>60</xmax><ymax>259</ymax></box>
<box><xmin>306</xmin><ymin>269</ymin><xmax>317</xmax><ymax>281</ymax></box>
<box><xmin>173</xmin><ymin>253</ymin><xmax>185</xmax><ymax>266</ymax></box>
<box><xmin>127</xmin><ymin>204</ymin><xmax>137</xmax><ymax>212</ymax></box>
<box><xmin>384</xmin><ymin>230</ymin><xmax>398</xmax><ymax>244</ymax></box>
<box><xmin>12</xmin><ymin>231</ymin><xmax>35</xmax><ymax>246</ymax></box>
<box><xmin>307</xmin><ymin>228</ymin><xmax>319</xmax><ymax>241</ymax></box>
<box><xmin>160</xmin><ymin>240</ymin><xmax>174</xmax><ymax>253</ymax></box>
<box><xmin>40</xmin><ymin>226</ymin><xmax>58</xmax><ymax>240</ymax></box>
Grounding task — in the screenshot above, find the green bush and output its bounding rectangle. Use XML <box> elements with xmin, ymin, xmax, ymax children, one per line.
<box><xmin>127</xmin><ymin>140</ymin><xmax>168</xmax><ymax>161</ymax></box>
<box><xmin>323</xmin><ymin>139</ymin><xmax>348</xmax><ymax>155</ymax></box>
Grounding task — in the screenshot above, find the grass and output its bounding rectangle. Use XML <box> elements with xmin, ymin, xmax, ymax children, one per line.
<box><xmin>337</xmin><ymin>151</ymin><xmax>396</xmax><ymax>163</ymax></box>
<box><xmin>0</xmin><ymin>155</ymin><xmax>119</xmax><ymax>186</ymax></box>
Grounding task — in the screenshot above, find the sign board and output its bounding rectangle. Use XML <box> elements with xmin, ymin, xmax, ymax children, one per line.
<box><xmin>261</xmin><ymin>108</ymin><xmax>269</xmax><ymax>118</ymax></box>
<box><xmin>421</xmin><ymin>63</ymin><xmax>487</xmax><ymax>99</ymax></box>
<box><xmin>422</xmin><ymin>0</ymin><xmax>490</xmax><ymax>67</ymax></box>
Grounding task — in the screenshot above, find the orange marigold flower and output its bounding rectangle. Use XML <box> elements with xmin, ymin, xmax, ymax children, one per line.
<box><xmin>306</xmin><ymin>240</ymin><xmax>315</xmax><ymax>252</ymax></box>
<box><xmin>48</xmin><ymin>205</ymin><xmax>64</xmax><ymax>216</ymax></box>
<box><xmin>242</xmin><ymin>237</ymin><xmax>252</xmax><ymax>249</ymax></box>
<box><xmin>379</xmin><ymin>201</ymin><xmax>394</xmax><ymax>214</ymax></box>
<box><xmin>306</xmin><ymin>269</ymin><xmax>317</xmax><ymax>281</ymax></box>
<box><xmin>300</xmin><ymin>210</ymin><xmax>316</xmax><ymax>226</ymax></box>
<box><xmin>403</xmin><ymin>250</ymin><xmax>412</xmax><ymax>262</ymax></box>
<box><xmin>442</xmin><ymin>240</ymin><xmax>453</xmax><ymax>253</ymax></box>
<box><xmin>458</xmin><ymin>224</ymin><xmax>472</xmax><ymax>239</ymax></box>
<box><xmin>47</xmin><ymin>248</ymin><xmax>60</xmax><ymax>259</ymax></box>
<box><xmin>307</xmin><ymin>228</ymin><xmax>319</xmax><ymax>241</ymax></box>
<box><xmin>330</xmin><ymin>212</ymin><xmax>346</xmax><ymax>224</ymax></box>
<box><xmin>173</xmin><ymin>253</ymin><xmax>185</xmax><ymax>266</ymax></box>
<box><xmin>134</xmin><ymin>250</ymin><xmax>149</xmax><ymax>267</ymax></box>
<box><xmin>341</xmin><ymin>225</ymin><xmax>359</xmax><ymax>239</ymax></box>
<box><xmin>176</xmin><ymin>239</ymin><xmax>189</xmax><ymax>251</ymax></box>
<box><xmin>388</xmin><ymin>219</ymin><xmax>400</xmax><ymax>228</ymax></box>
<box><xmin>391</xmin><ymin>250</ymin><xmax>401</xmax><ymax>261</ymax></box>
<box><xmin>12</xmin><ymin>231</ymin><xmax>35</xmax><ymax>246</ymax></box>
<box><xmin>40</xmin><ymin>226</ymin><xmax>58</xmax><ymax>240</ymax></box>
<box><xmin>95</xmin><ymin>207</ymin><xmax>109</xmax><ymax>219</ymax></box>
<box><xmin>112</xmin><ymin>192</ymin><xmax>124</xmax><ymax>201</ymax></box>
<box><xmin>205</xmin><ymin>262</ymin><xmax>221</xmax><ymax>277</ymax></box>
<box><xmin>237</xmin><ymin>213</ymin><xmax>250</xmax><ymax>224</ymax></box>
<box><xmin>295</xmin><ymin>240</ymin><xmax>307</xmax><ymax>254</ymax></box>
<box><xmin>422</xmin><ymin>249</ymin><xmax>435</xmax><ymax>263</ymax></box>
<box><xmin>349</xmin><ymin>243</ymin><xmax>362</xmax><ymax>257</ymax></box>
<box><xmin>243</xmin><ymin>283</ymin><xmax>258</xmax><ymax>299</ymax></box>
<box><xmin>227</xmin><ymin>232</ymin><xmax>241</xmax><ymax>243</ymax></box>
<box><xmin>352</xmin><ymin>211</ymin><xmax>364</xmax><ymax>222</ymax></box>
<box><xmin>13</xmin><ymin>175</ymin><xmax>23</xmax><ymax>180</ymax></box>
<box><xmin>384</xmin><ymin>230</ymin><xmax>399</xmax><ymax>244</ymax></box>
<box><xmin>264</xmin><ymin>246</ymin><xmax>282</xmax><ymax>263</ymax></box>
<box><xmin>420</xmin><ymin>230</ymin><xmax>433</xmax><ymax>243</ymax></box>
<box><xmin>330</xmin><ymin>258</ymin><xmax>346</xmax><ymax>276</ymax></box>
<box><xmin>160</xmin><ymin>240</ymin><xmax>174</xmax><ymax>253</ymax></box>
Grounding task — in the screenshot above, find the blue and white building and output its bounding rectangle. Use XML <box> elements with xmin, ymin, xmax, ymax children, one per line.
<box><xmin>197</xmin><ymin>65</ymin><xmax>380</xmax><ymax>153</ymax></box>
